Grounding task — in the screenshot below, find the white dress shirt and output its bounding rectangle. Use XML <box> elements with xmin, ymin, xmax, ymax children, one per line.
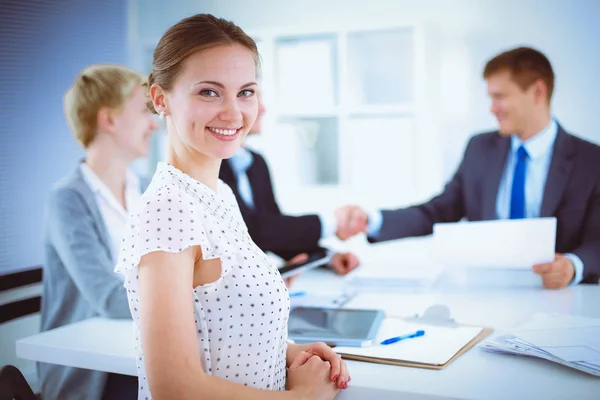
<box><xmin>79</xmin><ymin>163</ymin><xmax>142</xmax><ymax>261</ymax></box>
<box><xmin>495</xmin><ymin>119</ymin><xmax>557</xmax><ymax>220</ymax></box>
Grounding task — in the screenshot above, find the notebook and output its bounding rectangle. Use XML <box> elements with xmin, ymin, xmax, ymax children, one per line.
<box><xmin>334</xmin><ymin>316</ymin><xmax>488</xmax><ymax>369</ymax></box>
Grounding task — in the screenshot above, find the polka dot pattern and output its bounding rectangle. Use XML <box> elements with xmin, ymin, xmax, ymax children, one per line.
<box><xmin>115</xmin><ymin>162</ymin><xmax>290</xmax><ymax>399</ymax></box>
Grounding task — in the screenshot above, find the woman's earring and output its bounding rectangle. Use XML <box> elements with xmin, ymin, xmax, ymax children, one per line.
<box><xmin>159</xmin><ymin>110</ymin><xmax>165</xmax><ymax>120</ymax></box>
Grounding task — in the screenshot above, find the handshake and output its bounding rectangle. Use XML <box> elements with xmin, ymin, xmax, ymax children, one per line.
<box><xmin>334</xmin><ymin>205</ymin><xmax>370</xmax><ymax>240</ymax></box>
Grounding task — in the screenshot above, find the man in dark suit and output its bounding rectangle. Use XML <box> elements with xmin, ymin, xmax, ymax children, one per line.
<box><xmin>219</xmin><ymin>92</ymin><xmax>359</xmax><ymax>275</ymax></box>
<box><xmin>337</xmin><ymin>47</ymin><xmax>600</xmax><ymax>289</ymax></box>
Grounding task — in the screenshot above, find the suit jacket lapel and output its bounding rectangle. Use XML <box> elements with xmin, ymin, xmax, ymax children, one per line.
<box><xmin>68</xmin><ymin>165</ymin><xmax>114</xmax><ymax>262</ymax></box>
<box><xmin>482</xmin><ymin>133</ymin><xmax>511</xmax><ymax>220</ymax></box>
<box><xmin>541</xmin><ymin>126</ymin><xmax>576</xmax><ymax>217</ymax></box>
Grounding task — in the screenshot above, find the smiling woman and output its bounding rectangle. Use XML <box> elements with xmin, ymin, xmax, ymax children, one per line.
<box><xmin>114</xmin><ymin>13</ymin><xmax>349</xmax><ymax>400</ymax></box>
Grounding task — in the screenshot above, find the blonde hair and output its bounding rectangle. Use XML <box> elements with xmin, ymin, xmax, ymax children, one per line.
<box><xmin>64</xmin><ymin>64</ymin><xmax>146</xmax><ymax>148</ymax></box>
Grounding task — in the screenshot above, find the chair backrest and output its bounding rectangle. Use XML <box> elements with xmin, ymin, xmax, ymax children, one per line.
<box><xmin>0</xmin><ymin>365</ymin><xmax>37</xmax><ymax>400</ymax></box>
<box><xmin>0</xmin><ymin>267</ymin><xmax>42</xmax><ymax>324</ymax></box>
<box><xmin>0</xmin><ymin>268</ymin><xmax>43</xmax><ymax>398</ymax></box>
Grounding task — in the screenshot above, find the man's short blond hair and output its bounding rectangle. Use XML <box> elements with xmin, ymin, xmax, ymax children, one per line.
<box><xmin>64</xmin><ymin>64</ymin><xmax>146</xmax><ymax>148</ymax></box>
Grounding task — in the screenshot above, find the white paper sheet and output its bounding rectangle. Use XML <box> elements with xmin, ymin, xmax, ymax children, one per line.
<box><xmin>432</xmin><ymin>218</ymin><xmax>556</xmax><ymax>269</ymax></box>
<box><xmin>543</xmin><ymin>345</ymin><xmax>600</xmax><ymax>363</ymax></box>
<box><xmin>517</xmin><ymin>326</ymin><xmax>600</xmax><ymax>359</ymax></box>
<box><xmin>480</xmin><ymin>315</ymin><xmax>600</xmax><ymax>376</ymax></box>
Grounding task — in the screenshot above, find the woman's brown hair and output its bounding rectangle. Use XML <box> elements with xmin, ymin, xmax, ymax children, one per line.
<box><xmin>148</xmin><ymin>14</ymin><xmax>259</xmax><ymax>113</ymax></box>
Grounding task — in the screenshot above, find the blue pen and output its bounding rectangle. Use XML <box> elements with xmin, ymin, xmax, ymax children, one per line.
<box><xmin>380</xmin><ymin>330</ymin><xmax>425</xmax><ymax>345</ymax></box>
<box><xmin>289</xmin><ymin>291</ymin><xmax>306</xmax><ymax>298</ymax></box>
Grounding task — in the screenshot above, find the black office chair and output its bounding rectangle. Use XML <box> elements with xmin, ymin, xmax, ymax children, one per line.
<box><xmin>0</xmin><ymin>365</ymin><xmax>37</xmax><ymax>400</ymax></box>
<box><xmin>1</xmin><ymin>268</ymin><xmax>43</xmax><ymax>399</ymax></box>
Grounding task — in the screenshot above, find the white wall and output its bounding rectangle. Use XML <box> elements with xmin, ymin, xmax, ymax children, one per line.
<box><xmin>132</xmin><ymin>0</ymin><xmax>600</xmax><ymax>210</ymax></box>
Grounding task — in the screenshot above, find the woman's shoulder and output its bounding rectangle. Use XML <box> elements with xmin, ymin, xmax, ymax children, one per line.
<box><xmin>141</xmin><ymin>163</ymin><xmax>195</xmax><ymax>201</ymax></box>
<box><xmin>116</xmin><ymin>183</ymin><xmax>233</xmax><ymax>275</ymax></box>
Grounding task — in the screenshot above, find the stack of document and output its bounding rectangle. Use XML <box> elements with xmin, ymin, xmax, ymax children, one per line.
<box><xmin>481</xmin><ymin>324</ymin><xmax>600</xmax><ymax>377</ymax></box>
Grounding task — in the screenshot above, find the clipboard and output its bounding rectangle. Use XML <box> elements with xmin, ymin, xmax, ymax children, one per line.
<box><xmin>335</xmin><ymin>304</ymin><xmax>493</xmax><ymax>370</ymax></box>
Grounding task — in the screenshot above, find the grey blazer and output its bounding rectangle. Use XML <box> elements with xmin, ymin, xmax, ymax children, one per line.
<box><xmin>373</xmin><ymin>124</ymin><xmax>600</xmax><ymax>283</ymax></box>
<box><xmin>38</xmin><ymin>165</ymin><xmax>148</xmax><ymax>400</ymax></box>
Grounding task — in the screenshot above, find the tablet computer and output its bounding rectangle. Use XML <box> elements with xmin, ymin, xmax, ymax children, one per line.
<box><xmin>288</xmin><ymin>306</ymin><xmax>385</xmax><ymax>347</ymax></box>
<box><xmin>278</xmin><ymin>250</ymin><xmax>331</xmax><ymax>279</ymax></box>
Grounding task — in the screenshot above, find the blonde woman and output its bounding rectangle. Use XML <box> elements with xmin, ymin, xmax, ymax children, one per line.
<box><xmin>40</xmin><ymin>64</ymin><xmax>157</xmax><ymax>400</ymax></box>
<box><xmin>116</xmin><ymin>14</ymin><xmax>350</xmax><ymax>400</ymax></box>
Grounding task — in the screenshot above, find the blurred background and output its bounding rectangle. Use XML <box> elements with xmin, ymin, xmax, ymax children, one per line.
<box><xmin>1</xmin><ymin>0</ymin><xmax>599</xmax><ymax>383</ymax></box>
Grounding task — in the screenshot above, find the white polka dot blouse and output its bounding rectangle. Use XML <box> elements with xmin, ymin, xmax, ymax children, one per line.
<box><xmin>115</xmin><ymin>162</ymin><xmax>290</xmax><ymax>399</ymax></box>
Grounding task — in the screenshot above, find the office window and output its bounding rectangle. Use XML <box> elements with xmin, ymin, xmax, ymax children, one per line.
<box><xmin>275</xmin><ymin>36</ymin><xmax>338</xmax><ymax>114</ymax></box>
<box><xmin>347</xmin><ymin>29</ymin><xmax>414</xmax><ymax>108</ymax></box>
<box><xmin>253</xmin><ymin>26</ymin><xmax>432</xmax><ymax>212</ymax></box>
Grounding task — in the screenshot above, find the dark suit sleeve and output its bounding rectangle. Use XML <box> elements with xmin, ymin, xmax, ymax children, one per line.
<box><xmin>573</xmin><ymin>178</ymin><xmax>600</xmax><ymax>283</ymax></box>
<box><xmin>246</xmin><ymin>212</ymin><xmax>323</xmax><ymax>260</ymax></box>
<box><xmin>240</xmin><ymin>154</ymin><xmax>323</xmax><ymax>259</ymax></box>
<box><xmin>372</xmin><ymin>138</ymin><xmax>475</xmax><ymax>242</ymax></box>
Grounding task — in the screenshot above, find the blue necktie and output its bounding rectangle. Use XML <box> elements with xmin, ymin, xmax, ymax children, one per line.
<box><xmin>237</xmin><ymin>171</ymin><xmax>255</xmax><ymax>209</ymax></box>
<box><xmin>510</xmin><ymin>146</ymin><xmax>529</xmax><ymax>219</ymax></box>
<box><xmin>228</xmin><ymin>150</ymin><xmax>255</xmax><ymax>209</ymax></box>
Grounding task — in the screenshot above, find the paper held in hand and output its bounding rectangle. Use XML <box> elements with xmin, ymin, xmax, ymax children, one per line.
<box><xmin>432</xmin><ymin>217</ymin><xmax>556</xmax><ymax>269</ymax></box>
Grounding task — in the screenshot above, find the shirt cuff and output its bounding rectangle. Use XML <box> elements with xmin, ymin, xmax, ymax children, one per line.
<box><xmin>318</xmin><ymin>213</ymin><xmax>338</xmax><ymax>239</ymax></box>
<box><xmin>565</xmin><ymin>253</ymin><xmax>584</xmax><ymax>285</ymax></box>
<box><xmin>366</xmin><ymin>209</ymin><xmax>383</xmax><ymax>238</ymax></box>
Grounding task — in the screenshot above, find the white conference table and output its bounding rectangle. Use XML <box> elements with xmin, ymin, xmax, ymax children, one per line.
<box><xmin>17</xmin><ymin>239</ymin><xmax>600</xmax><ymax>399</ymax></box>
